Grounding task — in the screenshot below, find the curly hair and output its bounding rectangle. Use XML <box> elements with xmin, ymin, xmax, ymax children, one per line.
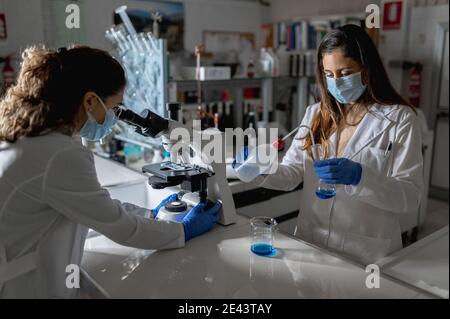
<box><xmin>0</xmin><ymin>45</ymin><xmax>126</xmax><ymax>143</ymax></box>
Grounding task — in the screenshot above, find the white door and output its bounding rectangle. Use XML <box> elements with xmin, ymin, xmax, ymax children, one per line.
<box><xmin>431</xmin><ymin>28</ymin><xmax>449</xmax><ymax>199</ymax></box>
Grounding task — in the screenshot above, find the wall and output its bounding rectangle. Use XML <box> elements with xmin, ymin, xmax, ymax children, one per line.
<box><xmin>378</xmin><ymin>1</ymin><xmax>449</xmax><ymax>117</ymax></box>
<box><xmin>408</xmin><ymin>4</ymin><xmax>449</xmax><ymax>197</ymax></box>
<box><xmin>267</xmin><ymin>0</ymin><xmax>379</xmax><ymax>22</ymax></box>
<box><xmin>0</xmin><ymin>0</ymin><xmax>46</xmax><ymax>56</ymax></box>
<box><xmin>81</xmin><ymin>0</ymin><xmax>264</xmax><ymax>51</ymax></box>
<box><xmin>183</xmin><ymin>0</ymin><xmax>263</xmax><ymax>51</ymax></box>
<box><xmin>378</xmin><ymin>0</ymin><xmax>412</xmax><ymax>94</ymax></box>
<box><xmin>0</xmin><ymin>0</ymin><xmax>263</xmax><ymax>56</ymax></box>
<box><xmin>406</xmin><ymin>4</ymin><xmax>449</xmax><ymax>116</ymax></box>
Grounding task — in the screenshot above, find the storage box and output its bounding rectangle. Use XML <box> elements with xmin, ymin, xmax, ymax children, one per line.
<box><xmin>182</xmin><ymin>66</ymin><xmax>231</xmax><ymax>81</ymax></box>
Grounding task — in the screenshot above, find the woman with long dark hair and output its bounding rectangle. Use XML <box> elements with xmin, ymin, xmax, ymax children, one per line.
<box><xmin>0</xmin><ymin>46</ymin><xmax>220</xmax><ymax>298</ymax></box>
<box><xmin>234</xmin><ymin>24</ymin><xmax>423</xmax><ymax>265</ymax></box>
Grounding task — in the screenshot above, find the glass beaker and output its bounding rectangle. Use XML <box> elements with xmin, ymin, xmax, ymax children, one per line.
<box><xmin>312</xmin><ymin>144</ymin><xmax>336</xmax><ymax>199</ymax></box>
<box><xmin>250</xmin><ymin>217</ymin><xmax>277</xmax><ymax>257</ymax></box>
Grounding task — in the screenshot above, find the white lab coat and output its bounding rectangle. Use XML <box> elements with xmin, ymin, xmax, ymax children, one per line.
<box><xmin>257</xmin><ymin>102</ymin><xmax>423</xmax><ymax>265</ymax></box>
<box><xmin>0</xmin><ymin>132</ymin><xmax>185</xmax><ymax>298</ymax></box>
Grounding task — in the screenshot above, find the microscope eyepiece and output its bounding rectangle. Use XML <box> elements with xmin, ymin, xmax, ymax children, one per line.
<box><xmin>114</xmin><ymin>106</ymin><xmax>169</xmax><ymax>138</ymax></box>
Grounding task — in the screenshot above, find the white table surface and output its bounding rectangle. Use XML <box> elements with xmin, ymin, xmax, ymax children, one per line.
<box><xmin>378</xmin><ymin>226</ymin><xmax>449</xmax><ymax>299</ymax></box>
<box><xmin>82</xmin><ymin>215</ymin><xmax>434</xmax><ymax>299</ymax></box>
<box><xmin>87</xmin><ymin>155</ymin><xmax>439</xmax><ymax>299</ymax></box>
<box><xmin>94</xmin><ymin>155</ymin><xmax>147</xmax><ymax>187</ymax></box>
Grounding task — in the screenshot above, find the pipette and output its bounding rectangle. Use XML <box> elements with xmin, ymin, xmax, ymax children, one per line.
<box><xmin>115</xmin><ymin>6</ymin><xmax>137</xmax><ymax>36</ymax></box>
<box><xmin>234</xmin><ymin>124</ymin><xmax>317</xmax><ymax>183</ymax></box>
<box><xmin>272</xmin><ymin>124</ymin><xmax>316</xmax><ymax>157</ymax></box>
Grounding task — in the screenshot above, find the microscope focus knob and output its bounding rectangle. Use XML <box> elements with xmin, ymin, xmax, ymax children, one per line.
<box><xmin>164</xmin><ymin>201</ymin><xmax>188</xmax><ymax>213</ymax></box>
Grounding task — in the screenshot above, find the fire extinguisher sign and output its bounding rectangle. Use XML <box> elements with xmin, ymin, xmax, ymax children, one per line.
<box><xmin>0</xmin><ymin>13</ymin><xmax>7</xmax><ymax>40</ymax></box>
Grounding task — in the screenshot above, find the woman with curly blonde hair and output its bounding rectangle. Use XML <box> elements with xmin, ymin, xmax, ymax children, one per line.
<box><xmin>0</xmin><ymin>46</ymin><xmax>220</xmax><ymax>298</ymax></box>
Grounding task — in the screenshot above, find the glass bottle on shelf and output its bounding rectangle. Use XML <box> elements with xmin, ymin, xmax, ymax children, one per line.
<box><xmin>247</xmin><ymin>59</ymin><xmax>255</xmax><ymax>78</ymax></box>
<box><xmin>217</xmin><ymin>101</ymin><xmax>224</xmax><ymax>131</ymax></box>
<box><xmin>246</xmin><ymin>112</ymin><xmax>257</xmax><ymax>134</ymax></box>
<box><xmin>214</xmin><ymin>113</ymin><xmax>220</xmax><ymax>130</ymax></box>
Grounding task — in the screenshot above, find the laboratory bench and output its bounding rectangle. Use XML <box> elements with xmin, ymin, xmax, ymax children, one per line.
<box><xmin>94</xmin><ymin>154</ymin><xmax>303</xmax><ymax>237</ymax></box>
<box><xmin>95</xmin><ymin>152</ymin><xmax>304</xmax><ymax>223</ymax></box>
<box><xmin>81</xmin><ymin>214</ymin><xmax>434</xmax><ymax>299</ymax></box>
<box><xmin>377</xmin><ymin>226</ymin><xmax>449</xmax><ymax>299</ymax></box>
<box><xmin>83</xmin><ymin>155</ymin><xmax>445</xmax><ymax>299</ymax></box>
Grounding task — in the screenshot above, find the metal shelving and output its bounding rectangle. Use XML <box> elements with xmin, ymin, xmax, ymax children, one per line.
<box><xmin>112</xmin><ymin>76</ymin><xmax>314</xmax><ymax>152</ymax></box>
<box><xmin>168</xmin><ymin>76</ymin><xmax>313</xmax><ymax>129</ymax></box>
<box><xmin>169</xmin><ymin>76</ymin><xmax>302</xmax><ymax>91</ymax></box>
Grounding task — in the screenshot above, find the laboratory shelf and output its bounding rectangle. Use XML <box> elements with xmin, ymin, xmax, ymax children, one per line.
<box><xmin>169</xmin><ymin>76</ymin><xmax>311</xmax><ymax>91</ymax></box>
<box><xmin>169</xmin><ymin>75</ymin><xmax>313</xmax><ymax>130</ymax></box>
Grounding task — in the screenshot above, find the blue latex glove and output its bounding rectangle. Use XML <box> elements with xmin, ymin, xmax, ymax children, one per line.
<box><xmin>182</xmin><ymin>201</ymin><xmax>222</xmax><ymax>241</ymax></box>
<box><xmin>151</xmin><ymin>194</ymin><xmax>178</xmax><ymax>218</ymax></box>
<box><xmin>231</xmin><ymin>146</ymin><xmax>250</xmax><ymax>171</ymax></box>
<box><xmin>314</xmin><ymin>158</ymin><xmax>362</xmax><ymax>186</ymax></box>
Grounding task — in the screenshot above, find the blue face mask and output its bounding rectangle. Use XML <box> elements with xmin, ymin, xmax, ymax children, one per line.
<box><xmin>326</xmin><ymin>72</ymin><xmax>367</xmax><ymax>104</ymax></box>
<box><xmin>79</xmin><ymin>95</ymin><xmax>117</xmax><ymax>141</ymax></box>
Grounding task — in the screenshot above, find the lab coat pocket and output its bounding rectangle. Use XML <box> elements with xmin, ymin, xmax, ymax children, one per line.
<box><xmin>342</xmin><ymin>232</ymin><xmax>391</xmax><ymax>264</ymax></box>
<box><xmin>361</xmin><ymin>147</ymin><xmax>389</xmax><ymax>175</ymax></box>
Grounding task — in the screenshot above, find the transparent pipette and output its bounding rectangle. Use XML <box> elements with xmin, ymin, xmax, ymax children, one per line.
<box><xmin>282</xmin><ymin>125</ymin><xmax>314</xmax><ymax>143</ymax></box>
<box><xmin>115</xmin><ymin>6</ymin><xmax>137</xmax><ymax>36</ymax></box>
<box><xmin>273</xmin><ymin>124</ymin><xmax>317</xmax><ymax>158</ymax></box>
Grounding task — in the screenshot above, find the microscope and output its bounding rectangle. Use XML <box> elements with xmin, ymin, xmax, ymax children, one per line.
<box><xmin>114</xmin><ymin>103</ymin><xmax>237</xmax><ymax>226</ymax></box>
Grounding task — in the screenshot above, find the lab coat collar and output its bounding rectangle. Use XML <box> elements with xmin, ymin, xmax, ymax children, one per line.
<box><xmin>340</xmin><ymin>103</ymin><xmax>399</xmax><ymax>160</ymax></box>
<box><xmin>368</xmin><ymin>103</ymin><xmax>400</xmax><ymax>119</ymax></box>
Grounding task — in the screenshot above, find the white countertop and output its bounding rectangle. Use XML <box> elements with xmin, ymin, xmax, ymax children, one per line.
<box><xmin>82</xmin><ymin>215</ymin><xmax>432</xmax><ymax>299</ymax></box>
<box><xmin>94</xmin><ymin>155</ymin><xmax>147</xmax><ymax>187</ymax></box>
<box><xmin>378</xmin><ymin>226</ymin><xmax>449</xmax><ymax>299</ymax></box>
<box><xmin>87</xmin><ymin>154</ymin><xmax>442</xmax><ymax>299</ymax></box>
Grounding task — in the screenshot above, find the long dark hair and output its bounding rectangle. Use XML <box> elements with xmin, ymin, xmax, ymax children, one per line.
<box><xmin>0</xmin><ymin>45</ymin><xmax>126</xmax><ymax>143</ymax></box>
<box><xmin>303</xmin><ymin>24</ymin><xmax>413</xmax><ymax>156</ymax></box>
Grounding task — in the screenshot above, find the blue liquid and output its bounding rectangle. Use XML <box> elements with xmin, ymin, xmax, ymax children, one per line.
<box><xmin>251</xmin><ymin>243</ymin><xmax>276</xmax><ymax>257</ymax></box>
<box><xmin>316</xmin><ymin>189</ymin><xmax>336</xmax><ymax>199</ymax></box>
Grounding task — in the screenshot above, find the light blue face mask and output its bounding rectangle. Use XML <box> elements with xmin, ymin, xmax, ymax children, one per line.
<box><xmin>326</xmin><ymin>72</ymin><xmax>367</xmax><ymax>104</ymax></box>
<box><xmin>79</xmin><ymin>95</ymin><xmax>117</xmax><ymax>141</ymax></box>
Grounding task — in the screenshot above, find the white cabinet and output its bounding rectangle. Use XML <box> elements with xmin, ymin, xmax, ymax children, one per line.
<box><xmin>431</xmin><ymin>118</ymin><xmax>449</xmax><ymax>190</ymax></box>
<box><xmin>237</xmin><ymin>200</ymin><xmax>273</xmax><ymax>218</ymax></box>
<box><xmin>235</xmin><ymin>187</ymin><xmax>301</xmax><ymax>220</ymax></box>
<box><xmin>438</xmin><ymin>31</ymin><xmax>449</xmax><ymax>109</ymax></box>
<box><xmin>430</xmin><ymin>24</ymin><xmax>449</xmax><ymax>199</ymax></box>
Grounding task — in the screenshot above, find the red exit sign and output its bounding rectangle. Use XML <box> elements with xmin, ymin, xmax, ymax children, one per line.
<box><xmin>0</xmin><ymin>13</ymin><xmax>7</xmax><ymax>39</ymax></box>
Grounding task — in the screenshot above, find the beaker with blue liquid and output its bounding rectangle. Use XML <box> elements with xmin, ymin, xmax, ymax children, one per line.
<box><xmin>312</xmin><ymin>144</ymin><xmax>337</xmax><ymax>199</ymax></box>
<box><xmin>316</xmin><ymin>181</ymin><xmax>337</xmax><ymax>199</ymax></box>
<box><xmin>250</xmin><ymin>217</ymin><xmax>277</xmax><ymax>257</ymax></box>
